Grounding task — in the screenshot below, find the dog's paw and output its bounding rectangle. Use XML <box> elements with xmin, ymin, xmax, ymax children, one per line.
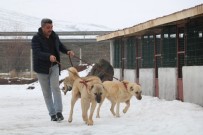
<box><xmin>110</xmin><ymin>109</ymin><xmax>116</xmax><ymax>116</ymax></box>
<box><xmin>87</xmin><ymin>120</ymin><xmax>93</xmax><ymax>126</ymax></box>
<box><xmin>68</xmin><ymin>118</ymin><xmax>72</xmax><ymax>123</ymax></box>
<box><xmin>123</xmin><ymin>109</ymin><xmax>127</xmax><ymax>113</ymax></box>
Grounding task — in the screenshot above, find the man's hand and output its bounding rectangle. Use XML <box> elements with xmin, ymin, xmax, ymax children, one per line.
<box><xmin>50</xmin><ymin>55</ymin><xmax>56</xmax><ymax>62</ymax></box>
<box><xmin>67</xmin><ymin>51</ymin><xmax>75</xmax><ymax>57</ymax></box>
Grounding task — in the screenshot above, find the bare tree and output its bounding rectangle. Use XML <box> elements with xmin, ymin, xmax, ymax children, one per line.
<box><xmin>1</xmin><ymin>23</ymin><xmax>30</xmax><ymax>76</ymax></box>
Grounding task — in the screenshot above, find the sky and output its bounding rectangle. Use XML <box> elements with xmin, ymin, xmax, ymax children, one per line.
<box><xmin>0</xmin><ymin>67</ymin><xmax>203</xmax><ymax>135</ymax></box>
<box><xmin>0</xmin><ymin>0</ymin><xmax>203</xmax><ymax>30</ymax></box>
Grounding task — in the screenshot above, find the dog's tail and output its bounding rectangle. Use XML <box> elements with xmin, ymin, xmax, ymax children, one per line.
<box><xmin>68</xmin><ymin>67</ymin><xmax>79</xmax><ymax>78</ymax></box>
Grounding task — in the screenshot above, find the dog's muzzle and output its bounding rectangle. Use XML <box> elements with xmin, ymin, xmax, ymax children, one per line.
<box><xmin>67</xmin><ymin>86</ymin><xmax>72</xmax><ymax>91</ymax></box>
<box><xmin>136</xmin><ymin>95</ymin><xmax>142</xmax><ymax>100</ymax></box>
<box><xmin>95</xmin><ymin>94</ymin><xmax>102</xmax><ymax>103</ymax></box>
<box><xmin>63</xmin><ymin>86</ymin><xmax>72</xmax><ymax>95</ymax></box>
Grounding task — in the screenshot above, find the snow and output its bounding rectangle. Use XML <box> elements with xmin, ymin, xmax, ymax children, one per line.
<box><xmin>0</xmin><ymin>67</ymin><xmax>203</xmax><ymax>135</ymax></box>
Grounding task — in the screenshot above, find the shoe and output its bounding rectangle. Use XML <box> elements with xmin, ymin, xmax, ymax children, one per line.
<box><xmin>51</xmin><ymin>115</ymin><xmax>58</xmax><ymax>121</ymax></box>
<box><xmin>56</xmin><ymin>112</ymin><xmax>64</xmax><ymax>121</ymax></box>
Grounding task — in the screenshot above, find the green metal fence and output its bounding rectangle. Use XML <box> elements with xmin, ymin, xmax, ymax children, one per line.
<box><xmin>126</xmin><ymin>37</ymin><xmax>136</xmax><ymax>69</ymax></box>
<box><xmin>113</xmin><ymin>38</ymin><xmax>122</xmax><ymax>68</ymax></box>
<box><xmin>162</xmin><ymin>25</ymin><xmax>177</xmax><ymax>67</ymax></box>
<box><xmin>186</xmin><ymin>19</ymin><xmax>203</xmax><ymax>66</ymax></box>
<box><xmin>141</xmin><ymin>35</ymin><xmax>154</xmax><ymax>68</ymax></box>
<box><xmin>112</xmin><ymin>16</ymin><xmax>203</xmax><ymax>70</ymax></box>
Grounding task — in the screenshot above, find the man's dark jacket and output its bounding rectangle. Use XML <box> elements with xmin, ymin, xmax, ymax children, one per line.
<box><xmin>31</xmin><ymin>28</ymin><xmax>70</xmax><ymax>74</ymax></box>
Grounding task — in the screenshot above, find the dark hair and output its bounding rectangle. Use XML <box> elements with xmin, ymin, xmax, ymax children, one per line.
<box><xmin>41</xmin><ymin>18</ymin><xmax>52</xmax><ymax>27</ymax></box>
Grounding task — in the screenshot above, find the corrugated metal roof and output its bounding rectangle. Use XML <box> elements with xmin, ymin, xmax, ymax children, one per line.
<box><xmin>97</xmin><ymin>4</ymin><xmax>203</xmax><ymax>41</ymax></box>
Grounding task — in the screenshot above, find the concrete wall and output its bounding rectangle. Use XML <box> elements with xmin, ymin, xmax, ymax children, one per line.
<box><xmin>158</xmin><ymin>68</ymin><xmax>177</xmax><ymax>100</ymax></box>
<box><xmin>139</xmin><ymin>68</ymin><xmax>155</xmax><ymax>96</ymax></box>
<box><xmin>183</xmin><ymin>66</ymin><xmax>203</xmax><ymax>106</ymax></box>
<box><xmin>112</xmin><ymin>66</ymin><xmax>203</xmax><ymax>106</ymax></box>
<box><xmin>114</xmin><ymin>68</ymin><xmax>121</xmax><ymax>81</ymax></box>
<box><xmin>113</xmin><ymin>68</ymin><xmax>136</xmax><ymax>82</ymax></box>
<box><xmin>124</xmin><ymin>69</ymin><xmax>136</xmax><ymax>82</ymax></box>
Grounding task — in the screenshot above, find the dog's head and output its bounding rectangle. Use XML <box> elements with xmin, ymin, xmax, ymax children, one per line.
<box><xmin>63</xmin><ymin>76</ymin><xmax>74</xmax><ymax>95</ymax></box>
<box><xmin>90</xmin><ymin>83</ymin><xmax>105</xmax><ymax>103</ymax></box>
<box><xmin>62</xmin><ymin>86</ymin><xmax>72</xmax><ymax>95</ymax></box>
<box><xmin>126</xmin><ymin>82</ymin><xmax>142</xmax><ymax>100</ymax></box>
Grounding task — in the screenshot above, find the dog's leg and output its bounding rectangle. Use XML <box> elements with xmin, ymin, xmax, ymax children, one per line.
<box><xmin>81</xmin><ymin>98</ymin><xmax>90</xmax><ymax>124</ymax></box>
<box><xmin>96</xmin><ymin>98</ymin><xmax>105</xmax><ymax>118</ymax></box>
<box><xmin>115</xmin><ymin>101</ymin><xmax>120</xmax><ymax>117</ymax></box>
<box><xmin>110</xmin><ymin>101</ymin><xmax>116</xmax><ymax>116</ymax></box>
<box><xmin>88</xmin><ymin>101</ymin><xmax>97</xmax><ymax>125</ymax></box>
<box><xmin>68</xmin><ymin>91</ymin><xmax>79</xmax><ymax>123</ymax></box>
<box><xmin>123</xmin><ymin>100</ymin><xmax>130</xmax><ymax>113</ymax></box>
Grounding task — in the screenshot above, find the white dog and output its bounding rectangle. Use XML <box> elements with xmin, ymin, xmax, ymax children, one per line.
<box><xmin>96</xmin><ymin>80</ymin><xmax>142</xmax><ymax>118</ymax></box>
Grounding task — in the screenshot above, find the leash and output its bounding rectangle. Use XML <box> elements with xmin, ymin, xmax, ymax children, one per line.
<box><xmin>68</xmin><ymin>54</ymin><xmax>74</xmax><ymax>67</ymax></box>
<box><xmin>52</xmin><ymin>55</ymin><xmax>121</xmax><ymax>82</ymax></box>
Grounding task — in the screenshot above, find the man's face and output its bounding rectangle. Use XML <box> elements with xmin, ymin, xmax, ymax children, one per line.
<box><xmin>42</xmin><ymin>23</ymin><xmax>53</xmax><ymax>37</ymax></box>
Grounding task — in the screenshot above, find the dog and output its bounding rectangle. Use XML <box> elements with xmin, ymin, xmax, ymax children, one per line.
<box><xmin>63</xmin><ymin>59</ymin><xmax>114</xmax><ymax>95</ymax></box>
<box><xmin>96</xmin><ymin>80</ymin><xmax>142</xmax><ymax>118</ymax></box>
<box><xmin>88</xmin><ymin>59</ymin><xmax>114</xmax><ymax>82</ymax></box>
<box><xmin>67</xmin><ymin>67</ymin><xmax>105</xmax><ymax>125</ymax></box>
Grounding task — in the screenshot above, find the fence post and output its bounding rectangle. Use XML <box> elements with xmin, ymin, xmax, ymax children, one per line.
<box><xmin>79</xmin><ymin>48</ymin><xmax>82</xmax><ymax>65</ymax></box>
<box><xmin>30</xmin><ymin>49</ymin><xmax>33</xmax><ymax>78</ymax></box>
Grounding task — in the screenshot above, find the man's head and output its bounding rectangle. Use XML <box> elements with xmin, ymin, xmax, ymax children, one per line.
<box><xmin>41</xmin><ymin>18</ymin><xmax>53</xmax><ymax>38</ymax></box>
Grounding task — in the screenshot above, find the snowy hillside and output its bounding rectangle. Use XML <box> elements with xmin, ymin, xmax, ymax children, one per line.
<box><xmin>0</xmin><ymin>8</ymin><xmax>113</xmax><ymax>32</ymax></box>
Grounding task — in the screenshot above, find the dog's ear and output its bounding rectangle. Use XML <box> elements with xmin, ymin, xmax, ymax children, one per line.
<box><xmin>102</xmin><ymin>84</ymin><xmax>105</xmax><ymax>90</ymax></box>
<box><xmin>136</xmin><ymin>84</ymin><xmax>142</xmax><ymax>91</ymax></box>
<box><xmin>90</xmin><ymin>84</ymin><xmax>94</xmax><ymax>90</ymax></box>
<box><xmin>86</xmin><ymin>84</ymin><xmax>93</xmax><ymax>94</ymax></box>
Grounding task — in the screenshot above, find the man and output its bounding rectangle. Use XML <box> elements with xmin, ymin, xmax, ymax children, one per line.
<box><xmin>31</xmin><ymin>18</ymin><xmax>74</xmax><ymax>121</ymax></box>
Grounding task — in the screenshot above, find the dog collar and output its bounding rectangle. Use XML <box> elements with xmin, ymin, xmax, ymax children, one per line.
<box><xmin>123</xmin><ymin>82</ymin><xmax>128</xmax><ymax>90</ymax></box>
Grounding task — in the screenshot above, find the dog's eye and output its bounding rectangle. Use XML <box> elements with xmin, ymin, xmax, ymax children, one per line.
<box><xmin>130</xmin><ymin>87</ymin><xmax>134</xmax><ymax>91</ymax></box>
<box><xmin>94</xmin><ymin>93</ymin><xmax>102</xmax><ymax>96</ymax></box>
<box><xmin>135</xmin><ymin>92</ymin><xmax>139</xmax><ymax>94</ymax></box>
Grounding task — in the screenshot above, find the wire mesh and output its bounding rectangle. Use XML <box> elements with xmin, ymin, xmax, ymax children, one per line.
<box><xmin>126</xmin><ymin>37</ymin><xmax>136</xmax><ymax>69</ymax></box>
<box><xmin>141</xmin><ymin>35</ymin><xmax>154</xmax><ymax>68</ymax></box>
<box><xmin>186</xmin><ymin>19</ymin><xmax>203</xmax><ymax>66</ymax></box>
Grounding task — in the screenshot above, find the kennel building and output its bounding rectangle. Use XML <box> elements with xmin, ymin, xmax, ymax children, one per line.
<box><xmin>97</xmin><ymin>4</ymin><xmax>203</xmax><ymax>106</ymax></box>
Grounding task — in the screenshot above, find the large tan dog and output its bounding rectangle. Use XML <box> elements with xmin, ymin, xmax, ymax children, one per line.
<box><xmin>96</xmin><ymin>80</ymin><xmax>142</xmax><ymax>118</ymax></box>
<box><xmin>67</xmin><ymin>67</ymin><xmax>105</xmax><ymax>125</ymax></box>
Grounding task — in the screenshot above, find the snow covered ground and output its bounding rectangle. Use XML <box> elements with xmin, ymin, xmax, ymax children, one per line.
<box><xmin>0</xmin><ymin>68</ymin><xmax>203</xmax><ymax>135</ymax></box>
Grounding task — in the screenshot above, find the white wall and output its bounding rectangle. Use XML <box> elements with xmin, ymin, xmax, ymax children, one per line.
<box><xmin>158</xmin><ymin>68</ymin><xmax>177</xmax><ymax>100</ymax></box>
<box><xmin>139</xmin><ymin>68</ymin><xmax>155</xmax><ymax>96</ymax></box>
<box><xmin>124</xmin><ymin>69</ymin><xmax>136</xmax><ymax>82</ymax></box>
<box><xmin>183</xmin><ymin>66</ymin><xmax>203</xmax><ymax>106</ymax></box>
<box><xmin>114</xmin><ymin>68</ymin><xmax>121</xmax><ymax>81</ymax></box>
